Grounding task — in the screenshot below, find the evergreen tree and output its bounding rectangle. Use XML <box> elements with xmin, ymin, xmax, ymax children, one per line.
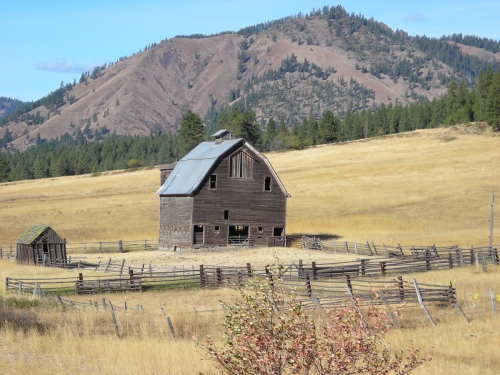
<box><xmin>485</xmin><ymin>71</ymin><xmax>500</xmax><ymax>130</ymax></box>
<box><xmin>0</xmin><ymin>154</ymin><xmax>10</xmax><ymax>182</ymax></box>
<box><xmin>264</xmin><ymin>118</ymin><xmax>277</xmax><ymax>148</ymax></box>
<box><xmin>318</xmin><ymin>110</ymin><xmax>338</xmax><ymax>143</ymax></box>
<box><xmin>239</xmin><ymin>110</ymin><xmax>262</xmax><ymax>148</ymax></box>
<box><xmin>178</xmin><ymin>110</ymin><xmax>205</xmax><ymax>157</ymax></box>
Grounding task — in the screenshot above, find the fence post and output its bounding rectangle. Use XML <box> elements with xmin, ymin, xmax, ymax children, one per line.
<box><xmin>413</xmin><ymin>278</ymin><xmax>437</xmax><ymax>327</ymax></box>
<box><xmin>129</xmin><ymin>269</ymin><xmax>134</xmax><ymax>291</ymax></box>
<box><xmin>366</xmin><ymin>241</ymin><xmax>373</xmax><ymax>256</ymax></box>
<box><xmin>425</xmin><ymin>249</ymin><xmax>431</xmax><ymax>271</ymax></box>
<box><xmin>199</xmin><ymin>265</ymin><xmax>205</xmax><ymax>288</ymax></box>
<box><xmin>312</xmin><ymin>261</ymin><xmax>317</xmax><ymax>280</ymax></box>
<box><xmin>470</xmin><ymin>247</ymin><xmax>474</xmax><ymax>266</ymax></box>
<box><xmin>119</xmin><ymin>240</ymin><xmax>123</xmax><ymax>253</ymax></box>
<box><xmin>360</xmin><ymin>259</ymin><xmax>366</xmax><ymax>276</ymax></box>
<box><xmin>345</xmin><ymin>275</ymin><xmax>353</xmax><ymax>296</ymax></box>
<box><xmin>216</xmin><ymin>268</ymin><xmax>223</xmax><ymax>287</ymax></box>
<box><xmin>298</xmin><ymin>259</ymin><xmax>303</xmax><ymax>279</ymax></box>
<box><xmin>398</xmin><ymin>276</ymin><xmax>404</xmax><ymax>301</ymax></box>
<box><xmin>18</xmin><ymin>281</ymin><xmax>22</xmax><ymax>295</ymax></box>
<box><xmin>167</xmin><ymin>317</ymin><xmax>176</xmax><ymax>339</ymax></box>
<box><xmin>0</xmin><ymin>247</ymin><xmax>2</xmax><ymax>259</ymax></box>
<box><xmin>149</xmin><ymin>263</ymin><xmax>153</xmax><ymax>277</ymax></box>
<box><xmin>99</xmin><ymin>242</ymin><xmax>102</xmax><ymax>254</ymax></box>
<box><xmin>354</xmin><ymin>241</ymin><xmax>358</xmax><ymax>255</ymax></box>
<box><xmin>383</xmin><ymin>243</ymin><xmax>388</xmax><ymax>257</ymax></box>
<box><xmin>144</xmin><ymin>240</ymin><xmax>147</xmax><ymax>251</ymax></box>
<box><xmin>492</xmin><ymin>248</ymin><xmax>500</xmax><ymax>265</ymax></box>
<box><xmin>448</xmin><ymin>253</ymin><xmax>453</xmax><ymax>269</ymax></box>
<box><xmin>371</xmin><ymin>241</ymin><xmax>378</xmax><ymax>255</ymax></box>
<box><xmin>398</xmin><ymin>243</ymin><xmax>404</xmax><ymax>257</ymax></box>
<box><xmin>120</xmin><ymin>259</ymin><xmax>125</xmax><ymax>275</ymax></box>
<box><xmin>380</xmin><ymin>261</ymin><xmax>386</xmax><ymax>277</ymax></box>
<box><xmin>10</xmin><ymin>244</ymin><xmax>12</xmax><ymax>257</ymax></box>
<box><xmin>109</xmin><ymin>302</ymin><xmax>120</xmax><ymax>339</ymax></box>
<box><xmin>490</xmin><ymin>289</ymin><xmax>498</xmax><ymax>319</ymax></box>
<box><xmin>459</xmin><ymin>248</ymin><xmax>464</xmax><ymax>267</ymax></box>
<box><xmin>345</xmin><ymin>241</ymin><xmax>349</xmax><ymax>254</ymax></box>
<box><xmin>84</xmin><ymin>242</ymin><xmax>86</xmax><ymax>254</ymax></box>
<box><xmin>246</xmin><ymin>262</ymin><xmax>252</xmax><ymax>277</ymax></box>
<box><xmin>305</xmin><ymin>274</ymin><xmax>312</xmax><ymax>297</ymax></box>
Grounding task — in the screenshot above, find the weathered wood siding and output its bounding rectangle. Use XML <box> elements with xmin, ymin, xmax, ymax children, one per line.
<box><xmin>159</xmin><ymin>196</ymin><xmax>193</xmax><ymax>250</ymax></box>
<box><xmin>16</xmin><ymin>228</ymin><xmax>67</xmax><ymax>265</ymax></box>
<box><xmin>193</xmin><ymin>145</ymin><xmax>286</xmax><ymax>247</ymax></box>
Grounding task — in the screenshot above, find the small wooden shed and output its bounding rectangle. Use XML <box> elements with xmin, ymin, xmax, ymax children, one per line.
<box><xmin>16</xmin><ymin>226</ymin><xmax>67</xmax><ymax>266</ymax></box>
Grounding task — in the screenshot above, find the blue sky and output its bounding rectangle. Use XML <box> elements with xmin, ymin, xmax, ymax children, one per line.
<box><xmin>1</xmin><ymin>0</ymin><xmax>499</xmax><ymax>102</ymax></box>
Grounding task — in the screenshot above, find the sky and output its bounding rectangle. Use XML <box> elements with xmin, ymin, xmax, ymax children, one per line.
<box><xmin>1</xmin><ymin>0</ymin><xmax>499</xmax><ymax>102</ymax></box>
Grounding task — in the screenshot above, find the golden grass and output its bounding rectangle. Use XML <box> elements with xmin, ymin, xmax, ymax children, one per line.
<box><xmin>271</xmin><ymin>124</ymin><xmax>500</xmax><ymax>245</ymax></box>
<box><xmin>1</xmin><ymin>125</ymin><xmax>500</xmax><ymax>374</ymax></box>
<box><xmin>0</xmin><ymin>125</ymin><xmax>498</xmax><ymax>247</ymax></box>
<box><xmin>1</xmin><ymin>264</ymin><xmax>499</xmax><ymax>375</ymax></box>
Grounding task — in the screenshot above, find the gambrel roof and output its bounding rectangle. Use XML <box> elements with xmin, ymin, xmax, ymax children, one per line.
<box><xmin>156</xmin><ymin>138</ymin><xmax>290</xmax><ymax>197</ymax></box>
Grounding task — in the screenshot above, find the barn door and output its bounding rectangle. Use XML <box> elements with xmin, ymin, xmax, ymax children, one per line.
<box><xmin>193</xmin><ymin>225</ymin><xmax>204</xmax><ymax>245</ymax></box>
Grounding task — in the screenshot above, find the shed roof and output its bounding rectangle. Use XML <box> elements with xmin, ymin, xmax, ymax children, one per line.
<box><xmin>17</xmin><ymin>226</ymin><xmax>49</xmax><ymax>245</ymax></box>
<box><xmin>156</xmin><ymin>139</ymin><xmax>290</xmax><ymax>197</ymax></box>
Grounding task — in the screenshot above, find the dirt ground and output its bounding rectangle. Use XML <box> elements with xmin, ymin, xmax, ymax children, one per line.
<box><xmin>69</xmin><ymin>246</ymin><xmax>362</xmax><ymax>272</ymax></box>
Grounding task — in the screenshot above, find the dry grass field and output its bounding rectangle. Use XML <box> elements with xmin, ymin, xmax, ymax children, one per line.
<box><xmin>0</xmin><ymin>124</ymin><xmax>498</xmax><ymax>247</ymax></box>
<box><xmin>0</xmin><ymin>258</ymin><xmax>499</xmax><ymax>375</ymax></box>
<box><xmin>1</xmin><ymin>124</ymin><xmax>499</xmax><ymax>375</ymax></box>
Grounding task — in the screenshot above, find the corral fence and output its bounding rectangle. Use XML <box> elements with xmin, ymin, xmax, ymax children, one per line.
<box><xmin>302</xmin><ymin>236</ymin><xmax>500</xmax><ymax>268</ymax></box>
<box><xmin>5</xmin><ymin>269</ymin><xmax>469</xmax><ymax>327</ymax></box>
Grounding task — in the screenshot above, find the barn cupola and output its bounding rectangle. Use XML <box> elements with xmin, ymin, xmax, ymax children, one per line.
<box><xmin>212</xmin><ymin>129</ymin><xmax>233</xmax><ymax>144</ymax></box>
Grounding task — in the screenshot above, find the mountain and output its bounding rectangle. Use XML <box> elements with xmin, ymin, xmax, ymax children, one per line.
<box><xmin>1</xmin><ymin>6</ymin><xmax>498</xmax><ymax>151</ymax></box>
<box><xmin>0</xmin><ymin>97</ymin><xmax>25</xmax><ymax>118</ymax></box>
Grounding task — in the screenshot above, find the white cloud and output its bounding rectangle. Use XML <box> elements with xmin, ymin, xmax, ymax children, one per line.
<box><xmin>35</xmin><ymin>59</ymin><xmax>100</xmax><ymax>73</ymax></box>
<box><xmin>403</xmin><ymin>13</ymin><xmax>426</xmax><ymax>22</ymax></box>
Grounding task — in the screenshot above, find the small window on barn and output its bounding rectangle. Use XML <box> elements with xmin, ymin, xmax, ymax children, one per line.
<box><xmin>229</xmin><ymin>151</ymin><xmax>253</xmax><ymax>178</ymax></box>
<box><xmin>264</xmin><ymin>177</ymin><xmax>271</xmax><ymax>191</ymax></box>
<box><xmin>214</xmin><ymin>226</ymin><xmax>220</xmax><ymax>232</ymax></box>
<box><xmin>209</xmin><ymin>174</ymin><xmax>217</xmax><ymax>189</ymax></box>
<box><xmin>224</xmin><ymin>210</ymin><xmax>229</xmax><ymax>220</ymax></box>
<box><xmin>257</xmin><ymin>227</ymin><xmax>264</xmax><ymax>233</ymax></box>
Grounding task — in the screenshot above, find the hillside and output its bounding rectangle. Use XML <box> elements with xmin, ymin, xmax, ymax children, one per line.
<box><xmin>0</xmin><ymin>125</ymin><xmax>498</xmax><ymax>246</ymax></box>
<box><xmin>0</xmin><ymin>6</ymin><xmax>498</xmax><ymax>151</ymax></box>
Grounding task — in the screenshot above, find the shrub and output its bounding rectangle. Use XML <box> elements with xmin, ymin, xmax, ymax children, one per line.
<box><xmin>199</xmin><ymin>275</ymin><xmax>426</xmax><ymax>375</ymax></box>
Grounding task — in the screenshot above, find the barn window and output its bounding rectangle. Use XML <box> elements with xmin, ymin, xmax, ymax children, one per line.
<box><xmin>257</xmin><ymin>227</ymin><xmax>263</xmax><ymax>233</ymax></box>
<box><xmin>264</xmin><ymin>177</ymin><xmax>271</xmax><ymax>191</ymax></box>
<box><xmin>229</xmin><ymin>151</ymin><xmax>253</xmax><ymax>178</ymax></box>
<box><xmin>224</xmin><ymin>210</ymin><xmax>229</xmax><ymax>220</ymax></box>
<box><xmin>214</xmin><ymin>226</ymin><xmax>220</xmax><ymax>232</ymax></box>
<box><xmin>209</xmin><ymin>174</ymin><xmax>217</xmax><ymax>189</ymax></box>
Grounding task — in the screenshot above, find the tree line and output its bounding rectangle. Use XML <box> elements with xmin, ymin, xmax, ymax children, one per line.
<box><xmin>0</xmin><ymin>67</ymin><xmax>499</xmax><ymax>183</ymax></box>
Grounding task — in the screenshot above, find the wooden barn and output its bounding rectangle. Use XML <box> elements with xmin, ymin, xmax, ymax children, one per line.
<box><xmin>16</xmin><ymin>226</ymin><xmax>67</xmax><ymax>265</ymax></box>
<box><xmin>157</xmin><ymin>130</ymin><xmax>290</xmax><ymax>250</ymax></box>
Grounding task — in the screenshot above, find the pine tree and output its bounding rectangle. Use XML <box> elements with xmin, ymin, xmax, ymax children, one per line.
<box><xmin>318</xmin><ymin>110</ymin><xmax>338</xmax><ymax>143</ymax></box>
<box><xmin>485</xmin><ymin>70</ymin><xmax>500</xmax><ymax>130</ymax></box>
<box><xmin>178</xmin><ymin>110</ymin><xmax>205</xmax><ymax>157</ymax></box>
<box><xmin>0</xmin><ymin>154</ymin><xmax>10</xmax><ymax>182</ymax></box>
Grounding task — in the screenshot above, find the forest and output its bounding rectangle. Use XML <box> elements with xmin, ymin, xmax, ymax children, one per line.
<box><xmin>0</xmin><ymin>67</ymin><xmax>498</xmax><ymax>183</ymax></box>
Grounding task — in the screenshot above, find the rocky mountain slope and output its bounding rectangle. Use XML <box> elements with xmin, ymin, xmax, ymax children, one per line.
<box><xmin>1</xmin><ymin>8</ymin><xmax>498</xmax><ymax>151</ymax></box>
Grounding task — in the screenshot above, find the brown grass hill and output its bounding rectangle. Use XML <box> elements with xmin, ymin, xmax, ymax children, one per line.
<box><xmin>1</xmin><ymin>11</ymin><xmax>498</xmax><ymax>150</ymax></box>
